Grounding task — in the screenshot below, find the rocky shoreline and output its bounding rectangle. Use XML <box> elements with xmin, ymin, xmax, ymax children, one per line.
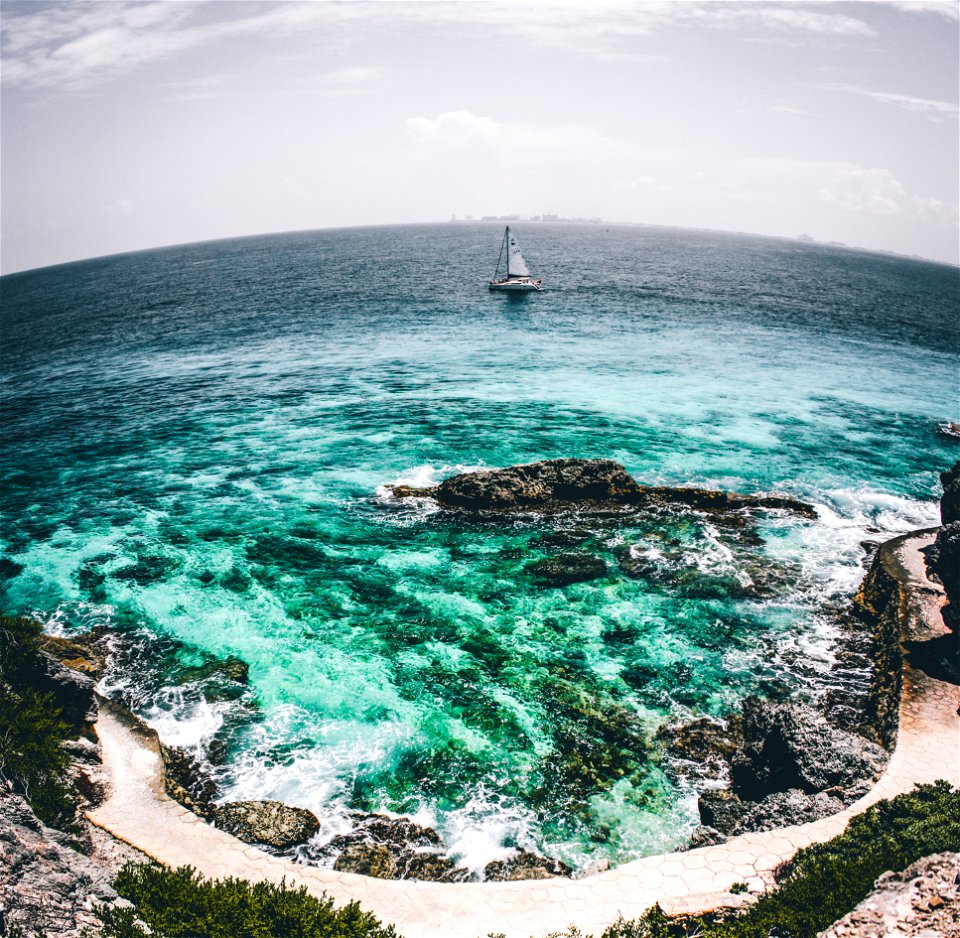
<box><xmin>2</xmin><ymin>457</ymin><xmax>957</xmax><ymax>934</ymax></box>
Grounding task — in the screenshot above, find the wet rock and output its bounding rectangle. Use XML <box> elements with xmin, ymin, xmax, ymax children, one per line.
<box><xmin>325</xmin><ymin>812</ymin><xmax>470</xmax><ymax>882</ymax></box>
<box><xmin>436</xmin><ymin>458</ymin><xmax>642</xmax><ymax>510</ymax></box>
<box><xmin>159</xmin><ymin>743</ymin><xmax>218</xmax><ymax>819</ymax></box>
<box><xmin>333</xmin><ymin>843</ymin><xmax>398</xmax><ymax>879</ymax></box>
<box><xmin>483</xmin><ymin>849</ymin><xmax>572</xmax><ymax>881</ymax></box>
<box><xmin>734</xmin><ymin>788</ymin><xmax>844</xmax><ymax>833</ymax></box>
<box><xmin>179</xmin><ymin>655</ymin><xmax>249</xmax><ymax>685</ymax></box>
<box><xmin>212</xmin><ymin>800</ymin><xmax>320</xmax><ymax>850</ymax></box>
<box><xmin>730</xmin><ymin>698</ymin><xmax>887</xmax><ymax>801</ymax></box>
<box><xmin>698</xmin><ymin>789</ymin><xmax>748</xmax><ymax>835</ymax></box>
<box><xmin>940</xmin><ymin>460</ymin><xmax>960</xmax><ymax>525</ymax></box>
<box><xmin>0</xmin><ymin>785</ymin><xmax>129</xmax><ymax>937</ymax></box>
<box><xmin>658</xmin><ymin>716</ymin><xmax>744</xmax><ymax>783</ymax></box>
<box><xmin>526</xmin><ymin>553</ymin><xmax>608</xmax><ymax>586</ymax></box>
<box><xmin>924</xmin><ymin>521</ymin><xmax>960</xmax><ymax>635</ymax></box>
<box><xmin>39</xmin><ymin>634</ymin><xmax>107</xmax><ymax>680</ymax></box>
<box><xmin>387</xmin><ymin>459</ymin><xmax>817</xmax><ymax>519</ymax></box>
<box><xmin>681</xmin><ymin>826</ymin><xmax>727</xmax><ymax>850</ymax></box>
<box><xmin>35</xmin><ymin>652</ymin><xmax>97</xmax><ymax>730</ymax></box>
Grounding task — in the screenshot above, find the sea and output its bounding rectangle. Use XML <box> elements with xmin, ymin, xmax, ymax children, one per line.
<box><xmin>1</xmin><ymin>223</ymin><xmax>957</xmax><ymax>874</ymax></box>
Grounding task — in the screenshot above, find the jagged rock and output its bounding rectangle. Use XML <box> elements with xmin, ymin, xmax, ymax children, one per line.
<box><xmin>437</xmin><ymin>459</ymin><xmax>642</xmax><ymax>510</ymax></box>
<box><xmin>526</xmin><ymin>553</ymin><xmax>608</xmax><ymax>586</ymax></box>
<box><xmin>39</xmin><ymin>634</ymin><xmax>106</xmax><ymax>679</ymax></box>
<box><xmin>734</xmin><ymin>788</ymin><xmax>844</xmax><ymax>833</ymax></box>
<box><xmin>820</xmin><ymin>851</ymin><xmax>960</xmax><ymax>938</ymax></box>
<box><xmin>681</xmin><ymin>826</ymin><xmax>727</xmax><ymax>850</ymax></box>
<box><xmin>386</xmin><ymin>459</ymin><xmax>816</xmax><ymax>518</ymax></box>
<box><xmin>698</xmin><ymin>789</ymin><xmax>748</xmax><ymax>835</ymax></box>
<box><xmin>730</xmin><ymin>698</ymin><xmax>887</xmax><ymax>800</ymax></box>
<box><xmin>333</xmin><ymin>843</ymin><xmax>398</xmax><ymax>878</ymax></box>
<box><xmin>179</xmin><ymin>656</ymin><xmax>249</xmax><ymax>685</ymax></box>
<box><xmin>483</xmin><ymin>849</ymin><xmax>573</xmax><ymax>881</ymax></box>
<box><xmin>159</xmin><ymin>743</ymin><xmax>218</xmax><ymax>819</ymax></box>
<box><xmin>35</xmin><ymin>652</ymin><xmax>98</xmax><ymax>729</ymax></box>
<box><xmin>940</xmin><ymin>461</ymin><xmax>960</xmax><ymax>525</ymax></box>
<box><xmin>657</xmin><ymin>716</ymin><xmax>744</xmax><ymax>783</ymax></box>
<box><xmin>924</xmin><ymin>521</ymin><xmax>960</xmax><ymax>635</ymax></box>
<box><xmin>0</xmin><ymin>785</ymin><xmax>129</xmax><ymax>937</ymax></box>
<box><xmin>212</xmin><ymin>800</ymin><xmax>320</xmax><ymax>850</ymax></box>
<box><xmin>323</xmin><ymin>812</ymin><xmax>470</xmax><ymax>881</ymax></box>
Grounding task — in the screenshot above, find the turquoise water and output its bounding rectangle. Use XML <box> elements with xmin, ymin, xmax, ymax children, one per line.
<box><xmin>1</xmin><ymin>224</ymin><xmax>957</xmax><ymax>872</ymax></box>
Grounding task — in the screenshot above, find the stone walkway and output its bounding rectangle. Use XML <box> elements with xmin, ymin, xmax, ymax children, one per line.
<box><xmin>88</xmin><ymin>531</ymin><xmax>960</xmax><ymax>938</ymax></box>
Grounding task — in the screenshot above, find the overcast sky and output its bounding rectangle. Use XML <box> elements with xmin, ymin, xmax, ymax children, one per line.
<box><xmin>1</xmin><ymin>0</ymin><xmax>957</xmax><ymax>273</ymax></box>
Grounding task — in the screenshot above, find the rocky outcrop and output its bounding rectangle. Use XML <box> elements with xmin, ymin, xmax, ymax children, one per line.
<box><xmin>484</xmin><ymin>849</ymin><xmax>573</xmax><ymax>881</ymax></box>
<box><xmin>0</xmin><ymin>785</ymin><xmax>128</xmax><ymax>937</ymax></box>
<box><xmin>730</xmin><ymin>698</ymin><xmax>887</xmax><ymax>801</ymax></box>
<box><xmin>925</xmin><ymin>521</ymin><xmax>960</xmax><ymax>636</ymax></box>
<box><xmin>327</xmin><ymin>813</ymin><xmax>470</xmax><ymax>881</ymax></box>
<box><xmin>386</xmin><ymin>459</ymin><xmax>816</xmax><ymax>518</ymax></box>
<box><xmin>526</xmin><ymin>553</ymin><xmax>608</xmax><ymax>586</ymax></box>
<box><xmin>211</xmin><ymin>800</ymin><xmax>321</xmax><ymax>850</ymax></box>
<box><xmin>159</xmin><ymin>742</ymin><xmax>219</xmax><ymax>820</ymax></box>
<box><xmin>939</xmin><ymin>460</ymin><xmax>960</xmax><ymax>525</ymax></box>
<box><xmin>819</xmin><ymin>851</ymin><xmax>960</xmax><ymax>938</ymax></box>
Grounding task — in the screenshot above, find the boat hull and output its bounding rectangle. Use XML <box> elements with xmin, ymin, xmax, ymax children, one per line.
<box><xmin>489</xmin><ymin>278</ymin><xmax>543</xmax><ymax>292</ymax></box>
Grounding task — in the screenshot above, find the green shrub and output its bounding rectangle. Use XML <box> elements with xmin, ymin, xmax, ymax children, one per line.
<box><xmin>96</xmin><ymin>862</ymin><xmax>399</xmax><ymax>938</ymax></box>
<box><xmin>0</xmin><ymin>614</ymin><xmax>79</xmax><ymax>827</ymax></box>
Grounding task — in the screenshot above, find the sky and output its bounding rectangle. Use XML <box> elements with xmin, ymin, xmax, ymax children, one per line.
<box><xmin>1</xmin><ymin>0</ymin><xmax>958</xmax><ymax>273</ymax></box>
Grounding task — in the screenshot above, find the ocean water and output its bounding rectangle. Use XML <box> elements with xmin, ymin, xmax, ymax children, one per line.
<box><xmin>1</xmin><ymin>223</ymin><xmax>957</xmax><ymax>873</ymax></box>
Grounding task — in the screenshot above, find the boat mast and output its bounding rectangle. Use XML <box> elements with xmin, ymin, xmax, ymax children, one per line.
<box><xmin>493</xmin><ymin>228</ymin><xmax>506</xmax><ymax>280</ymax></box>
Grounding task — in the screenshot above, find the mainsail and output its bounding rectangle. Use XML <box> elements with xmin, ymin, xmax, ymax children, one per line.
<box><xmin>505</xmin><ymin>227</ymin><xmax>531</xmax><ymax>278</ymax></box>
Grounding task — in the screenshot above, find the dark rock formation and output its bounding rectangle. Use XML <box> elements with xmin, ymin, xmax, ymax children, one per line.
<box><xmin>939</xmin><ymin>460</ymin><xmax>960</xmax><ymax>525</ymax></box>
<box><xmin>536</xmin><ymin>529</ymin><xmax>594</xmax><ymax>547</ymax></box>
<box><xmin>436</xmin><ymin>458</ymin><xmax>642</xmax><ymax>510</ymax></box>
<box><xmin>180</xmin><ymin>656</ymin><xmax>249</xmax><ymax>685</ymax></box>
<box><xmin>159</xmin><ymin>743</ymin><xmax>219</xmax><ymax>820</ymax></box>
<box><xmin>323</xmin><ymin>813</ymin><xmax>470</xmax><ymax>881</ymax></box>
<box><xmin>385</xmin><ymin>459</ymin><xmax>816</xmax><ymax>518</ymax></box>
<box><xmin>734</xmin><ymin>788</ymin><xmax>845</xmax><ymax>832</ymax></box>
<box><xmin>730</xmin><ymin>698</ymin><xmax>887</xmax><ymax>801</ymax></box>
<box><xmin>657</xmin><ymin>716</ymin><xmax>744</xmax><ymax>784</ymax></box>
<box><xmin>483</xmin><ymin>849</ymin><xmax>573</xmax><ymax>881</ymax></box>
<box><xmin>526</xmin><ymin>553</ymin><xmax>608</xmax><ymax>586</ymax></box>
<box><xmin>698</xmin><ymin>789</ymin><xmax>748</xmax><ymax>835</ymax></box>
<box><xmin>924</xmin><ymin>521</ymin><xmax>960</xmax><ymax>636</ymax></box>
<box><xmin>31</xmin><ymin>650</ymin><xmax>99</xmax><ymax>731</ymax></box>
<box><xmin>212</xmin><ymin>800</ymin><xmax>320</xmax><ymax>850</ymax></box>
<box><xmin>0</xmin><ymin>785</ymin><xmax>128</xmax><ymax>937</ymax></box>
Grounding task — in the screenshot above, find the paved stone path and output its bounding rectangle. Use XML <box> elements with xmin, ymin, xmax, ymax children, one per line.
<box><xmin>88</xmin><ymin>531</ymin><xmax>959</xmax><ymax>938</ymax></box>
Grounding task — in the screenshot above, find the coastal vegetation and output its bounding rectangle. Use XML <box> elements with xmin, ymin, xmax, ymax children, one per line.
<box><xmin>0</xmin><ymin>613</ymin><xmax>80</xmax><ymax>828</ymax></box>
<box><xmin>88</xmin><ymin>864</ymin><xmax>398</xmax><ymax>938</ymax></box>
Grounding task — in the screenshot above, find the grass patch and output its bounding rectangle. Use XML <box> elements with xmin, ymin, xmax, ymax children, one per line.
<box><xmin>0</xmin><ymin>613</ymin><xmax>79</xmax><ymax>827</ymax></box>
<box><xmin>93</xmin><ymin>863</ymin><xmax>398</xmax><ymax>938</ymax></box>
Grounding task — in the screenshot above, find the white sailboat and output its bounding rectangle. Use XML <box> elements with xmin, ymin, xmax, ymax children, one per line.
<box><xmin>489</xmin><ymin>226</ymin><xmax>543</xmax><ymax>291</ymax></box>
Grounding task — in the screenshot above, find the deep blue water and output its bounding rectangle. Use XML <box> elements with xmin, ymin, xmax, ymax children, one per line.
<box><xmin>1</xmin><ymin>223</ymin><xmax>957</xmax><ymax>873</ymax></box>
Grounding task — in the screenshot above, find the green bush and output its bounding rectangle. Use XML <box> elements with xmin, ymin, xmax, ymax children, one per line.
<box><xmin>0</xmin><ymin>614</ymin><xmax>79</xmax><ymax>827</ymax></box>
<box><xmin>96</xmin><ymin>863</ymin><xmax>399</xmax><ymax>938</ymax></box>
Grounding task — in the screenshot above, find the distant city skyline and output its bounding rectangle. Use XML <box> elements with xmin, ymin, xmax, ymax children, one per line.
<box><xmin>2</xmin><ymin>0</ymin><xmax>957</xmax><ymax>274</ymax></box>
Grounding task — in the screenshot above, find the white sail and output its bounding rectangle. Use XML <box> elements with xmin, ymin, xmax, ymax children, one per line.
<box><xmin>505</xmin><ymin>227</ymin><xmax>531</xmax><ymax>278</ymax></box>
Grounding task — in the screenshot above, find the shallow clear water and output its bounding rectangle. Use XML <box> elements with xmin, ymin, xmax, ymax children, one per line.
<box><xmin>1</xmin><ymin>223</ymin><xmax>957</xmax><ymax>872</ymax></box>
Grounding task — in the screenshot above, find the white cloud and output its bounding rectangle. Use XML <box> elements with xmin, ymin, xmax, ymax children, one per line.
<box><xmin>739</xmin><ymin>158</ymin><xmax>957</xmax><ymax>223</ymax></box>
<box><xmin>406</xmin><ymin>110</ymin><xmax>622</xmax><ymax>157</ymax></box>
<box><xmin>882</xmin><ymin>1</ymin><xmax>959</xmax><ymax>20</ymax></box>
<box><xmin>825</xmin><ymin>83</ymin><xmax>959</xmax><ymax>122</ymax></box>
<box><xmin>1</xmin><ymin>1</ymin><xmax>877</xmax><ymax>91</ymax></box>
